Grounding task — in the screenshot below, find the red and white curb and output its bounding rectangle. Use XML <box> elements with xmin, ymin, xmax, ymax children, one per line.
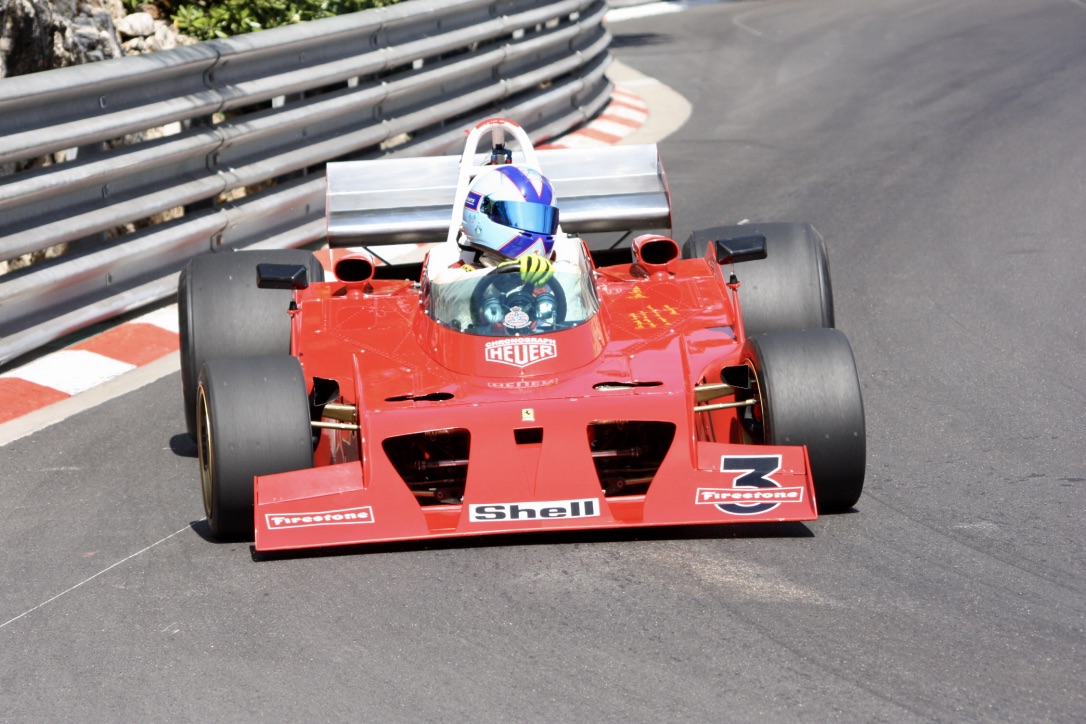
<box><xmin>0</xmin><ymin>83</ymin><xmax>652</xmax><ymax>434</ymax></box>
<box><xmin>0</xmin><ymin>307</ymin><xmax>180</xmax><ymax>426</ymax></box>
<box><xmin>539</xmin><ymin>86</ymin><xmax>649</xmax><ymax>149</ymax></box>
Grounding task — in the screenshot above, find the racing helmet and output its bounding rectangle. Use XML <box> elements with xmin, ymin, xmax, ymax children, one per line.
<box><xmin>461</xmin><ymin>165</ymin><xmax>559</xmax><ymax>259</ymax></box>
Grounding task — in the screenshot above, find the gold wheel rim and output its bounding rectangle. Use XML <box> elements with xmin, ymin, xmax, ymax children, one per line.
<box><xmin>196</xmin><ymin>385</ymin><xmax>215</xmax><ymax>519</ymax></box>
<box><xmin>741</xmin><ymin>357</ymin><xmax>766</xmax><ymax>445</ymax></box>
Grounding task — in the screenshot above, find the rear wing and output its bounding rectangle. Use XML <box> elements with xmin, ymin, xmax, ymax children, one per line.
<box><xmin>325</xmin><ymin>144</ymin><xmax>672</xmax><ymax>247</ymax></box>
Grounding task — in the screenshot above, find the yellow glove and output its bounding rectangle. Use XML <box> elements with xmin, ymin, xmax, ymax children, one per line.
<box><xmin>500</xmin><ymin>253</ymin><xmax>554</xmax><ymax>286</ymax></box>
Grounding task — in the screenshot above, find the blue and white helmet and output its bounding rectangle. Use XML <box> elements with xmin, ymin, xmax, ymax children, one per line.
<box><xmin>461</xmin><ymin>165</ymin><xmax>559</xmax><ymax>259</ymax></box>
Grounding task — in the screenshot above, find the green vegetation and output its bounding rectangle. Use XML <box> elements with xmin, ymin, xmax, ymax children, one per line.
<box><xmin>126</xmin><ymin>1</ymin><xmax>401</xmax><ymax>40</ymax></box>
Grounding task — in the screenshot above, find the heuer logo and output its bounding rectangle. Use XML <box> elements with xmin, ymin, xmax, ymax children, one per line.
<box><xmin>265</xmin><ymin>506</ymin><xmax>374</xmax><ymax>530</ymax></box>
<box><xmin>484</xmin><ymin>337</ymin><xmax>557</xmax><ymax>368</ymax></box>
<box><xmin>487</xmin><ymin>378</ymin><xmax>559</xmax><ymax>390</ymax></box>
<box><xmin>695</xmin><ymin>455</ymin><xmax>804</xmax><ymax>516</ymax></box>
<box><xmin>469</xmin><ymin>498</ymin><xmax>599</xmax><ymax>522</ymax></box>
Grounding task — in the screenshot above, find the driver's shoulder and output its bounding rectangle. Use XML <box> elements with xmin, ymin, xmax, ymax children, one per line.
<box><xmin>551</xmin><ymin>232</ymin><xmax>584</xmax><ymax>263</ymax></box>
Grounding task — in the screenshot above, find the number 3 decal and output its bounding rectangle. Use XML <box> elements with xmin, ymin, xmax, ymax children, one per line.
<box><xmin>718</xmin><ymin>456</ymin><xmax>782</xmax><ymax>515</ymax></box>
<box><xmin>695</xmin><ymin>455</ymin><xmax>805</xmax><ymax>516</ymax></box>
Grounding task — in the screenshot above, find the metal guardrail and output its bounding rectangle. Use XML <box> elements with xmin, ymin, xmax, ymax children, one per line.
<box><xmin>0</xmin><ymin>0</ymin><xmax>613</xmax><ymax>366</ymax></box>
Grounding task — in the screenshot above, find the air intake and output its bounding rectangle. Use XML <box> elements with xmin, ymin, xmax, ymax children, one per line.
<box><xmin>587</xmin><ymin>421</ymin><xmax>676</xmax><ymax>496</ymax></box>
<box><xmin>382</xmin><ymin>429</ymin><xmax>470</xmax><ymax>506</ymax></box>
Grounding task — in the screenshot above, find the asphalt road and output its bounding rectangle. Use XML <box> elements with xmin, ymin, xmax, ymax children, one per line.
<box><xmin>3</xmin><ymin>0</ymin><xmax>1084</xmax><ymax>720</ymax></box>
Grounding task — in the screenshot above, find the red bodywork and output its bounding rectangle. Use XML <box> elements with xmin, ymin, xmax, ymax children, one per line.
<box><xmin>252</xmin><ymin>247</ymin><xmax>817</xmax><ymax>552</ymax></box>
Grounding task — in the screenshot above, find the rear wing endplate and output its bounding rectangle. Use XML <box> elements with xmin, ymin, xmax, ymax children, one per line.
<box><xmin>325</xmin><ymin>144</ymin><xmax>672</xmax><ymax>247</ymax></box>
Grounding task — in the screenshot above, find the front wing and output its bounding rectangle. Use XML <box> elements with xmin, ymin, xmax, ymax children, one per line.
<box><xmin>253</xmin><ymin>442</ymin><xmax>816</xmax><ymax>552</ymax></box>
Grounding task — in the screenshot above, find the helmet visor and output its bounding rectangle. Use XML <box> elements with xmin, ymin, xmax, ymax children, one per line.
<box><xmin>486</xmin><ymin>200</ymin><xmax>559</xmax><ymax>235</ymax></box>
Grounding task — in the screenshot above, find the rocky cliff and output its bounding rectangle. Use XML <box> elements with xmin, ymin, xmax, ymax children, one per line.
<box><xmin>0</xmin><ymin>1</ymin><xmax>190</xmax><ymax>78</ymax></box>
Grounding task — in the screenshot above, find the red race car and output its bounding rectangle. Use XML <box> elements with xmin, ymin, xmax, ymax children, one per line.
<box><xmin>179</xmin><ymin>118</ymin><xmax>864</xmax><ymax>553</ymax></box>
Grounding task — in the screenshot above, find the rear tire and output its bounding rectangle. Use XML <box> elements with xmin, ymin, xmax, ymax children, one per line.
<box><xmin>196</xmin><ymin>355</ymin><xmax>314</xmax><ymax>541</ymax></box>
<box><xmin>743</xmin><ymin>329</ymin><xmax>865</xmax><ymax>513</ymax></box>
<box><xmin>683</xmin><ymin>222</ymin><xmax>834</xmax><ymax>335</ymax></box>
<box><xmin>178</xmin><ymin>249</ymin><xmax>323</xmax><ymax>439</ymax></box>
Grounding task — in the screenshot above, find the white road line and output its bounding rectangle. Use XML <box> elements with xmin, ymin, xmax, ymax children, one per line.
<box><xmin>605</xmin><ymin>3</ymin><xmax>683</xmax><ymax>23</ymax></box>
<box><xmin>732</xmin><ymin>13</ymin><xmax>765</xmax><ymax>38</ymax></box>
<box><xmin>617</xmin><ymin>77</ymin><xmax>662</xmax><ymax>88</ymax></box>
<box><xmin>0</xmin><ymin>523</ymin><xmax>195</xmax><ymax>630</ymax></box>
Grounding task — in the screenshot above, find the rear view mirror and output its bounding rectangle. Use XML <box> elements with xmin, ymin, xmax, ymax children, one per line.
<box><xmin>257</xmin><ymin>263</ymin><xmax>310</xmax><ymax>290</ymax></box>
<box><xmin>713</xmin><ymin>235</ymin><xmax>767</xmax><ymax>264</ymax></box>
<box><xmin>721</xmin><ymin>364</ymin><xmax>752</xmax><ymax>390</ymax></box>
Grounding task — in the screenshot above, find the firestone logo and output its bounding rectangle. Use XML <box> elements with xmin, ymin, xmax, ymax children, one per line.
<box><xmin>484</xmin><ymin>337</ymin><xmax>557</xmax><ymax>368</ymax></box>
<box><xmin>696</xmin><ymin>487</ymin><xmax>804</xmax><ymax>505</ymax></box>
<box><xmin>695</xmin><ymin>455</ymin><xmax>805</xmax><ymax>516</ymax></box>
<box><xmin>265</xmin><ymin>506</ymin><xmax>374</xmax><ymax>530</ymax></box>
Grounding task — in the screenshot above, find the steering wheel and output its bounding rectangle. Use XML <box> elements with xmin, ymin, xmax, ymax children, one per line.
<box><xmin>469</xmin><ymin>265</ymin><xmax>567</xmax><ymax>331</ymax></box>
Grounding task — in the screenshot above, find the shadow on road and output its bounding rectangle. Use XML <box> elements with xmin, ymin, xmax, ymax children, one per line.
<box><xmin>169</xmin><ymin>432</ymin><xmax>197</xmax><ymax>458</ymax></box>
<box><xmin>610</xmin><ymin>32</ymin><xmax>672</xmax><ymax>48</ymax></box>
<box><xmin>248</xmin><ymin>520</ymin><xmax>814</xmax><ymax>561</ymax></box>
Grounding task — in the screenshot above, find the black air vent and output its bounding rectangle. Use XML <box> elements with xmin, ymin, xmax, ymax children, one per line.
<box><xmin>385</xmin><ymin>392</ymin><xmax>454</xmax><ymax>403</ymax></box>
<box><xmin>587</xmin><ymin>421</ymin><xmax>676</xmax><ymax>496</ymax></box>
<box><xmin>514</xmin><ymin>428</ymin><xmax>543</xmax><ymax>445</ymax></box>
<box><xmin>592</xmin><ymin>381</ymin><xmax>663</xmax><ymax>391</ymax></box>
<box><xmin>382</xmin><ymin>429</ymin><xmax>469</xmax><ymax>505</ymax></box>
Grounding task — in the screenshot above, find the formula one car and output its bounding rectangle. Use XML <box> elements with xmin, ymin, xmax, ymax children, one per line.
<box><xmin>179</xmin><ymin>118</ymin><xmax>865</xmax><ymax>552</ymax></box>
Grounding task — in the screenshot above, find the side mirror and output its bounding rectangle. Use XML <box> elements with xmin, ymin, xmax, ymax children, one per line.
<box><xmin>257</xmin><ymin>263</ymin><xmax>310</xmax><ymax>290</ymax></box>
<box><xmin>713</xmin><ymin>235</ymin><xmax>767</xmax><ymax>264</ymax></box>
<box><xmin>721</xmin><ymin>364</ymin><xmax>752</xmax><ymax>389</ymax></box>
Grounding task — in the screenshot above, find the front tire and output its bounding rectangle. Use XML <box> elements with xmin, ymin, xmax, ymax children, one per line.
<box><xmin>743</xmin><ymin>329</ymin><xmax>865</xmax><ymax>513</ymax></box>
<box><xmin>683</xmin><ymin>222</ymin><xmax>834</xmax><ymax>335</ymax></box>
<box><xmin>179</xmin><ymin>249</ymin><xmax>324</xmax><ymax>439</ymax></box>
<box><xmin>197</xmin><ymin>355</ymin><xmax>314</xmax><ymax>541</ymax></box>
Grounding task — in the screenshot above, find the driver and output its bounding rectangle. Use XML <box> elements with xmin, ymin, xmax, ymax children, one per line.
<box><xmin>430</xmin><ymin>164</ymin><xmax>576</xmax><ymax>332</ymax></box>
<box><xmin>456</xmin><ymin>164</ymin><xmax>560</xmax><ymax>286</ymax></box>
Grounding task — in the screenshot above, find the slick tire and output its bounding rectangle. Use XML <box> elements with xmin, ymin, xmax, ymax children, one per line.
<box><xmin>196</xmin><ymin>355</ymin><xmax>314</xmax><ymax>542</ymax></box>
<box><xmin>743</xmin><ymin>329</ymin><xmax>865</xmax><ymax>513</ymax></box>
<box><xmin>178</xmin><ymin>249</ymin><xmax>324</xmax><ymax>439</ymax></box>
<box><xmin>683</xmin><ymin>222</ymin><xmax>834</xmax><ymax>336</ymax></box>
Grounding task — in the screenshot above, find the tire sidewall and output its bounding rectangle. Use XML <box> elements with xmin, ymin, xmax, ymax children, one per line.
<box><xmin>179</xmin><ymin>250</ymin><xmax>323</xmax><ymax>439</ymax></box>
<box><xmin>744</xmin><ymin>329</ymin><xmax>866</xmax><ymax>513</ymax></box>
<box><xmin>682</xmin><ymin>222</ymin><xmax>835</xmax><ymax>335</ymax></box>
<box><xmin>198</xmin><ymin>355</ymin><xmax>314</xmax><ymax>541</ymax></box>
